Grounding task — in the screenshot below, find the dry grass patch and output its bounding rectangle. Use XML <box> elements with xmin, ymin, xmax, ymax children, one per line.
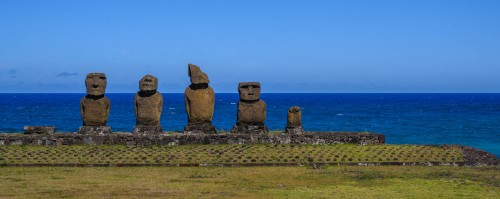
<box><xmin>0</xmin><ymin>166</ymin><xmax>498</xmax><ymax>198</ymax></box>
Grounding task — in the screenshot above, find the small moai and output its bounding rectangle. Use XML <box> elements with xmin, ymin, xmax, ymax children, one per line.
<box><xmin>184</xmin><ymin>64</ymin><xmax>216</xmax><ymax>133</ymax></box>
<box><xmin>232</xmin><ymin>82</ymin><xmax>268</xmax><ymax>134</ymax></box>
<box><xmin>133</xmin><ymin>74</ymin><xmax>163</xmax><ymax>135</ymax></box>
<box><xmin>79</xmin><ymin>73</ymin><xmax>111</xmax><ymax>135</ymax></box>
<box><xmin>286</xmin><ymin>106</ymin><xmax>304</xmax><ymax>134</ymax></box>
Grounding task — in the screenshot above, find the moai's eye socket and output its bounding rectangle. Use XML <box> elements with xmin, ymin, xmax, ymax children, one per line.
<box><xmin>99</xmin><ymin>76</ymin><xmax>106</xmax><ymax>80</ymax></box>
<box><xmin>145</xmin><ymin>79</ymin><xmax>153</xmax><ymax>82</ymax></box>
<box><xmin>241</xmin><ymin>85</ymin><xmax>249</xmax><ymax>89</ymax></box>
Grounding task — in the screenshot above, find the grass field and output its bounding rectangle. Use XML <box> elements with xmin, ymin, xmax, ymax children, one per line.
<box><xmin>0</xmin><ymin>166</ymin><xmax>498</xmax><ymax>198</ymax></box>
<box><xmin>0</xmin><ymin>144</ymin><xmax>464</xmax><ymax>166</ymax></box>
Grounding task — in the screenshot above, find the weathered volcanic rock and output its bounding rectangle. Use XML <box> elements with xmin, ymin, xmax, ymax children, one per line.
<box><xmin>80</xmin><ymin>95</ymin><xmax>111</xmax><ymax>126</ymax></box>
<box><xmin>458</xmin><ymin>145</ymin><xmax>499</xmax><ymax>166</ymax></box>
<box><xmin>80</xmin><ymin>73</ymin><xmax>110</xmax><ymax>127</ymax></box>
<box><xmin>0</xmin><ymin>132</ymin><xmax>387</xmax><ymax>147</ymax></box>
<box><xmin>133</xmin><ymin>125</ymin><xmax>163</xmax><ymax>135</ymax></box>
<box><xmin>238</xmin><ymin>82</ymin><xmax>261</xmax><ymax>101</ymax></box>
<box><xmin>188</xmin><ymin>63</ymin><xmax>209</xmax><ymax>84</ymax></box>
<box><xmin>85</xmin><ymin>72</ymin><xmax>107</xmax><ymax>96</ymax></box>
<box><xmin>287</xmin><ymin>106</ymin><xmax>302</xmax><ymax>127</ymax></box>
<box><xmin>23</xmin><ymin>126</ymin><xmax>55</xmax><ymax>135</ymax></box>
<box><xmin>134</xmin><ymin>75</ymin><xmax>163</xmax><ymax>129</ymax></box>
<box><xmin>232</xmin><ymin>123</ymin><xmax>269</xmax><ymax>134</ymax></box>
<box><xmin>232</xmin><ymin>82</ymin><xmax>268</xmax><ymax>134</ymax></box>
<box><xmin>286</xmin><ymin>106</ymin><xmax>304</xmax><ymax>134</ymax></box>
<box><xmin>78</xmin><ymin>126</ymin><xmax>112</xmax><ymax>135</ymax></box>
<box><xmin>184</xmin><ymin>64</ymin><xmax>216</xmax><ymax>133</ymax></box>
<box><xmin>184</xmin><ymin>123</ymin><xmax>216</xmax><ymax>134</ymax></box>
<box><xmin>237</xmin><ymin>100</ymin><xmax>267</xmax><ymax>125</ymax></box>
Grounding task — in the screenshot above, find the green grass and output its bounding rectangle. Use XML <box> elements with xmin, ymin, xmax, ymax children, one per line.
<box><xmin>0</xmin><ymin>144</ymin><xmax>463</xmax><ymax>165</ymax></box>
<box><xmin>0</xmin><ymin>166</ymin><xmax>498</xmax><ymax>198</ymax></box>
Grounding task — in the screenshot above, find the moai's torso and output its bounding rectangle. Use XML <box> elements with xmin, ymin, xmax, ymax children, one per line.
<box><xmin>80</xmin><ymin>96</ymin><xmax>110</xmax><ymax>126</ymax></box>
<box><xmin>237</xmin><ymin>100</ymin><xmax>266</xmax><ymax>125</ymax></box>
<box><xmin>185</xmin><ymin>86</ymin><xmax>215</xmax><ymax>124</ymax></box>
<box><xmin>287</xmin><ymin>111</ymin><xmax>302</xmax><ymax>127</ymax></box>
<box><xmin>134</xmin><ymin>92</ymin><xmax>163</xmax><ymax>126</ymax></box>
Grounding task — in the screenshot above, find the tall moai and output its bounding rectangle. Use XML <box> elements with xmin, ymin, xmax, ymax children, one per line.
<box><xmin>133</xmin><ymin>74</ymin><xmax>163</xmax><ymax>135</ymax></box>
<box><xmin>79</xmin><ymin>73</ymin><xmax>111</xmax><ymax>135</ymax></box>
<box><xmin>232</xmin><ymin>82</ymin><xmax>268</xmax><ymax>134</ymax></box>
<box><xmin>184</xmin><ymin>64</ymin><xmax>216</xmax><ymax>133</ymax></box>
<box><xmin>286</xmin><ymin>106</ymin><xmax>304</xmax><ymax>134</ymax></box>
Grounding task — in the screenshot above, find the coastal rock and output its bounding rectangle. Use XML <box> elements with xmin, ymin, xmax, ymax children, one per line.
<box><xmin>286</xmin><ymin>106</ymin><xmax>304</xmax><ymax>134</ymax></box>
<box><xmin>80</xmin><ymin>73</ymin><xmax>110</xmax><ymax>127</ymax></box>
<box><xmin>134</xmin><ymin>75</ymin><xmax>163</xmax><ymax>130</ymax></box>
<box><xmin>232</xmin><ymin>82</ymin><xmax>268</xmax><ymax>134</ymax></box>
<box><xmin>184</xmin><ymin>64</ymin><xmax>216</xmax><ymax>133</ymax></box>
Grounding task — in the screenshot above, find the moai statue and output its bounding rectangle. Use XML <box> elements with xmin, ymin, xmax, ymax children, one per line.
<box><xmin>133</xmin><ymin>74</ymin><xmax>163</xmax><ymax>135</ymax></box>
<box><xmin>232</xmin><ymin>82</ymin><xmax>268</xmax><ymax>134</ymax></box>
<box><xmin>286</xmin><ymin>106</ymin><xmax>304</xmax><ymax>134</ymax></box>
<box><xmin>184</xmin><ymin>64</ymin><xmax>216</xmax><ymax>133</ymax></box>
<box><xmin>79</xmin><ymin>73</ymin><xmax>111</xmax><ymax>135</ymax></box>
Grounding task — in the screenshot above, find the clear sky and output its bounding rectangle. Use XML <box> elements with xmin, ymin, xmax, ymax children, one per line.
<box><xmin>0</xmin><ymin>0</ymin><xmax>499</xmax><ymax>93</ymax></box>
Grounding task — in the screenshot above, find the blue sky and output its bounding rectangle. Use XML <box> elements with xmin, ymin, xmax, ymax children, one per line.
<box><xmin>0</xmin><ymin>0</ymin><xmax>499</xmax><ymax>93</ymax></box>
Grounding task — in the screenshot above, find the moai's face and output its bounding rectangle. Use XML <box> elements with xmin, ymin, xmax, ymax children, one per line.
<box><xmin>85</xmin><ymin>73</ymin><xmax>107</xmax><ymax>96</ymax></box>
<box><xmin>139</xmin><ymin>75</ymin><xmax>158</xmax><ymax>92</ymax></box>
<box><xmin>238</xmin><ymin>82</ymin><xmax>261</xmax><ymax>101</ymax></box>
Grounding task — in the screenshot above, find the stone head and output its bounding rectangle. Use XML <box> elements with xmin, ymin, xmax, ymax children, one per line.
<box><xmin>139</xmin><ymin>74</ymin><xmax>158</xmax><ymax>92</ymax></box>
<box><xmin>289</xmin><ymin>106</ymin><xmax>301</xmax><ymax>114</ymax></box>
<box><xmin>238</xmin><ymin>82</ymin><xmax>261</xmax><ymax>101</ymax></box>
<box><xmin>85</xmin><ymin>73</ymin><xmax>107</xmax><ymax>96</ymax></box>
<box><xmin>188</xmin><ymin>64</ymin><xmax>209</xmax><ymax>84</ymax></box>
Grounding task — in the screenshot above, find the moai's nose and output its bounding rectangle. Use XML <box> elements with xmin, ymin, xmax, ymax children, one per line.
<box><xmin>92</xmin><ymin>76</ymin><xmax>99</xmax><ymax>88</ymax></box>
<box><xmin>248</xmin><ymin>86</ymin><xmax>254</xmax><ymax>95</ymax></box>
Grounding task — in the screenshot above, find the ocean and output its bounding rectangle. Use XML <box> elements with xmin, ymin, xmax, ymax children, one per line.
<box><xmin>0</xmin><ymin>93</ymin><xmax>499</xmax><ymax>156</ymax></box>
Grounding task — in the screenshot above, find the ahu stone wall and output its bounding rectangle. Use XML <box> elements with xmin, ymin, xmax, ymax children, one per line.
<box><xmin>0</xmin><ymin>132</ymin><xmax>385</xmax><ymax>146</ymax></box>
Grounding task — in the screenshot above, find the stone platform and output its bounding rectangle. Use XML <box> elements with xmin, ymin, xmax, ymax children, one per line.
<box><xmin>184</xmin><ymin>124</ymin><xmax>216</xmax><ymax>134</ymax></box>
<box><xmin>78</xmin><ymin>126</ymin><xmax>112</xmax><ymax>135</ymax></box>
<box><xmin>133</xmin><ymin>126</ymin><xmax>163</xmax><ymax>135</ymax></box>
<box><xmin>0</xmin><ymin>132</ymin><xmax>385</xmax><ymax>146</ymax></box>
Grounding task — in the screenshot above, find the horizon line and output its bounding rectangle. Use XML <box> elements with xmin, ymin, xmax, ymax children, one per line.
<box><xmin>1</xmin><ymin>92</ymin><xmax>499</xmax><ymax>94</ymax></box>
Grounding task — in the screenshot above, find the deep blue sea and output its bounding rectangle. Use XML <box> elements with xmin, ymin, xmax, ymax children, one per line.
<box><xmin>0</xmin><ymin>93</ymin><xmax>499</xmax><ymax>156</ymax></box>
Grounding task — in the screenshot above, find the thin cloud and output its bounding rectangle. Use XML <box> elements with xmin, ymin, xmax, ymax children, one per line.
<box><xmin>8</xmin><ymin>69</ymin><xmax>16</xmax><ymax>78</ymax></box>
<box><xmin>56</xmin><ymin>72</ymin><xmax>78</xmax><ymax>77</ymax></box>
